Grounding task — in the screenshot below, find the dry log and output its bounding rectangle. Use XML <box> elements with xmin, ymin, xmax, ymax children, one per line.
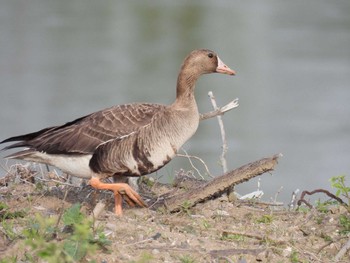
<box><xmin>156</xmin><ymin>153</ymin><xmax>282</xmax><ymax>212</ymax></box>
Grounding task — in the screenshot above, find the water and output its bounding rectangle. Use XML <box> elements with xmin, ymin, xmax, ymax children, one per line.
<box><xmin>1</xmin><ymin>0</ymin><xmax>350</xmax><ymax>204</ymax></box>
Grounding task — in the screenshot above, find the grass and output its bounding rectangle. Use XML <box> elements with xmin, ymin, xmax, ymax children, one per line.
<box><xmin>221</xmin><ymin>233</ymin><xmax>245</xmax><ymax>242</ymax></box>
<box><xmin>1</xmin><ymin>203</ymin><xmax>111</xmax><ymax>263</ymax></box>
<box><xmin>256</xmin><ymin>214</ymin><xmax>274</xmax><ymax>224</ymax></box>
<box><xmin>178</xmin><ymin>254</ymin><xmax>197</xmax><ymax>263</ymax></box>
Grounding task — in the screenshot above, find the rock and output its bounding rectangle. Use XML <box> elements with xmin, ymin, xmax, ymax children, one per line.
<box><xmin>282</xmin><ymin>247</ymin><xmax>292</xmax><ymax>257</ymax></box>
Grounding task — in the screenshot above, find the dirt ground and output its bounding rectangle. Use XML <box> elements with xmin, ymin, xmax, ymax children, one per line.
<box><xmin>0</xmin><ymin>165</ymin><xmax>350</xmax><ymax>263</ymax></box>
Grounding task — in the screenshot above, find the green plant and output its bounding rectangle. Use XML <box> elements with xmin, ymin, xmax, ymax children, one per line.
<box><xmin>131</xmin><ymin>252</ymin><xmax>154</xmax><ymax>263</ymax></box>
<box><xmin>1</xmin><ymin>220</ymin><xmax>20</xmax><ymax>241</ymax></box>
<box><xmin>221</xmin><ymin>233</ymin><xmax>245</xmax><ymax>242</ymax></box>
<box><xmin>178</xmin><ymin>254</ymin><xmax>196</xmax><ymax>263</ymax></box>
<box><xmin>315</xmin><ymin>214</ymin><xmax>326</xmax><ymax>225</ymax></box>
<box><xmin>339</xmin><ymin>214</ymin><xmax>350</xmax><ymax>235</ymax></box>
<box><xmin>140</xmin><ymin>177</ymin><xmax>155</xmax><ymax>188</ymax></box>
<box><xmin>296</xmin><ymin>206</ymin><xmax>309</xmax><ymax>213</ymax></box>
<box><xmin>0</xmin><ymin>202</ymin><xmax>26</xmax><ymax>220</ymax></box>
<box><xmin>23</xmin><ymin>214</ymin><xmax>65</xmax><ymax>263</ymax></box>
<box><xmin>330</xmin><ymin>175</ymin><xmax>350</xmax><ymax>212</ymax></box>
<box><xmin>22</xmin><ymin>203</ymin><xmax>110</xmax><ymax>262</ymax></box>
<box><xmin>181</xmin><ymin>200</ymin><xmax>193</xmax><ymax>215</ymax></box>
<box><xmin>315</xmin><ymin>200</ymin><xmax>337</xmax><ymax>213</ymax></box>
<box><xmin>320</xmin><ymin>233</ymin><xmax>333</xmax><ymax>242</ymax></box>
<box><xmin>202</xmin><ymin>219</ymin><xmax>212</xmax><ymax>229</ymax></box>
<box><xmin>0</xmin><ymin>256</ymin><xmax>17</xmax><ymax>263</ymax></box>
<box><xmin>290</xmin><ymin>250</ymin><xmax>299</xmax><ymax>263</ymax></box>
<box><xmin>256</xmin><ymin>214</ymin><xmax>274</xmax><ymax>224</ymax></box>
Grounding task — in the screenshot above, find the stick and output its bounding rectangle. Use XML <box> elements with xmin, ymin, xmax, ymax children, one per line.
<box><xmin>208</xmin><ymin>91</ymin><xmax>228</xmax><ymax>173</ymax></box>
<box><xmin>155</xmin><ymin>154</ymin><xmax>282</xmax><ymax>212</ymax></box>
<box><xmin>208</xmin><ymin>92</ymin><xmax>236</xmax><ymax>200</ymax></box>
<box><xmin>199</xmin><ymin>98</ymin><xmax>239</xmax><ymax>121</ymax></box>
<box><xmin>334</xmin><ymin>237</ymin><xmax>350</xmax><ymax>262</ymax></box>
<box><xmin>177</xmin><ymin>149</ymin><xmax>212</xmax><ymax>179</ymax></box>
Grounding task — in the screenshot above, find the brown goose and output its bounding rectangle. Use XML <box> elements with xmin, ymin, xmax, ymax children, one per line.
<box><xmin>1</xmin><ymin>49</ymin><xmax>235</xmax><ymax>216</ymax></box>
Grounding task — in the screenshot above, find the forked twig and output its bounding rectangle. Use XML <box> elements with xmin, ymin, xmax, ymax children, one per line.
<box><xmin>200</xmin><ymin>98</ymin><xmax>239</xmax><ymax>121</ymax></box>
<box><xmin>177</xmin><ymin>148</ymin><xmax>212</xmax><ymax>179</ymax></box>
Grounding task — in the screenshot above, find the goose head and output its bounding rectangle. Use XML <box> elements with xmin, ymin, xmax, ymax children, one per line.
<box><xmin>176</xmin><ymin>49</ymin><xmax>235</xmax><ymax>101</ymax></box>
<box><xmin>181</xmin><ymin>49</ymin><xmax>235</xmax><ymax>76</ymax></box>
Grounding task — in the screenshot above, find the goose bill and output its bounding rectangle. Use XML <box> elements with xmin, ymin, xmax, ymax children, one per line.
<box><xmin>216</xmin><ymin>57</ymin><xmax>236</xmax><ymax>75</ymax></box>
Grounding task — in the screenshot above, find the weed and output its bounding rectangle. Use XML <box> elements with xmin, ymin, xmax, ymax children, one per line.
<box><xmin>221</xmin><ymin>233</ymin><xmax>245</xmax><ymax>242</ymax></box>
<box><xmin>0</xmin><ymin>257</ymin><xmax>17</xmax><ymax>263</ymax></box>
<box><xmin>140</xmin><ymin>177</ymin><xmax>155</xmax><ymax>188</ymax></box>
<box><xmin>0</xmin><ymin>202</ymin><xmax>26</xmax><ymax>220</ymax></box>
<box><xmin>178</xmin><ymin>254</ymin><xmax>196</xmax><ymax>263</ymax></box>
<box><xmin>62</xmin><ymin>203</ymin><xmax>84</xmax><ymax>226</ymax></box>
<box><xmin>290</xmin><ymin>250</ymin><xmax>299</xmax><ymax>263</ymax></box>
<box><xmin>1</xmin><ymin>220</ymin><xmax>20</xmax><ymax>241</ymax></box>
<box><xmin>131</xmin><ymin>252</ymin><xmax>154</xmax><ymax>263</ymax></box>
<box><xmin>339</xmin><ymin>214</ymin><xmax>350</xmax><ymax>235</ymax></box>
<box><xmin>330</xmin><ymin>175</ymin><xmax>350</xmax><ymax>212</ymax></box>
<box><xmin>256</xmin><ymin>214</ymin><xmax>273</xmax><ymax>224</ymax></box>
<box><xmin>296</xmin><ymin>206</ymin><xmax>309</xmax><ymax>213</ymax></box>
<box><xmin>315</xmin><ymin>200</ymin><xmax>337</xmax><ymax>213</ymax></box>
<box><xmin>20</xmin><ymin>203</ymin><xmax>110</xmax><ymax>262</ymax></box>
<box><xmin>320</xmin><ymin>233</ymin><xmax>333</xmax><ymax>242</ymax></box>
<box><xmin>315</xmin><ymin>214</ymin><xmax>326</xmax><ymax>225</ymax></box>
<box><xmin>202</xmin><ymin>219</ymin><xmax>212</xmax><ymax>229</ymax></box>
<box><xmin>181</xmin><ymin>200</ymin><xmax>193</xmax><ymax>215</ymax></box>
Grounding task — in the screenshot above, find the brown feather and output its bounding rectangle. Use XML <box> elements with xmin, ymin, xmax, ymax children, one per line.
<box><xmin>2</xmin><ymin>103</ymin><xmax>165</xmax><ymax>156</ymax></box>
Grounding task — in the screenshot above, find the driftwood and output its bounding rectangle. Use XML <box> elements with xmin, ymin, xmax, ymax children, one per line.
<box><xmin>153</xmin><ymin>153</ymin><xmax>282</xmax><ymax>212</ymax></box>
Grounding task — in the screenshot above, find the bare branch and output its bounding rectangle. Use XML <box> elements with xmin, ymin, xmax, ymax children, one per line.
<box><xmin>199</xmin><ymin>98</ymin><xmax>239</xmax><ymax>121</ymax></box>
<box><xmin>208</xmin><ymin>91</ymin><xmax>228</xmax><ymax>173</ymax></box>
<box><xmin>297</xmin><ymin>189</ymin><xmax>347</xmax><ymax>208</ymax></box>
<box><xmin>177</xmin><ymin>149</ymin><xmax>212</xmax><ymax>179</ymax></box>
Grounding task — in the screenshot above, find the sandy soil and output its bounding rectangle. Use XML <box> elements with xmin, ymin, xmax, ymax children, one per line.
<box><xmin>0</xmin><ymin>165</ymin><xmax>349</xmax><ymax>263</ymax></box>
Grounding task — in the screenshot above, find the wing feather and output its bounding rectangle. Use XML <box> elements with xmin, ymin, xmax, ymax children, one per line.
<box><xmin>1</xmin><ymin>103</ymin><xmax>166</xmax><ymax>155</ymax></box>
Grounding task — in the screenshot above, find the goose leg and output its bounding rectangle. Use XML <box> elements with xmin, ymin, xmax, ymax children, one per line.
<box><xmin>89</xmin><ymin>177</ymin><xmax>147</xmax><ymax>216</ymax></box>
<box><xmin>114</xmin><ymin>192</ymin><xmax>123</xmax><ymax>216</ymax></box>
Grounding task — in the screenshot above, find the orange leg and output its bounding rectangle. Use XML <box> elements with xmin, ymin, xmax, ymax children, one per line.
<box><xmin>89</xmin><ymin>177</ymin><xmax>147</xmax><ymax>216</ymax></box>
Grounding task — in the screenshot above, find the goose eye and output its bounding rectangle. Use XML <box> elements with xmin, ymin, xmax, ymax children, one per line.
<box><xmin>208</xmin><ymin>53</ymin><xmax>214</xmax><ymax>58</ymax></box>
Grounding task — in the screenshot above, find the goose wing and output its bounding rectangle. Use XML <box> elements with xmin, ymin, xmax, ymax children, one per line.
<box><xmin>1</xmin><ymin>103</ymin><xmax>165</xmax><ymax>156</ymax></box>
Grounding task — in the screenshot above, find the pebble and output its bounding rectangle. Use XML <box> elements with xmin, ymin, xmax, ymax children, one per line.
<box><xmin>216</xmin><ymin>209</ymin><xmax>230</xmax><ymax>216</ymax></box>
<box><xmin>152</xmin><ymin>249</ymin><xmax>160</xmax><ymax>255</ymax></box>
<box><xmin>282</xmin><ymin>246</ymin><xmax>292</xmax><ymax>257</ymax></box>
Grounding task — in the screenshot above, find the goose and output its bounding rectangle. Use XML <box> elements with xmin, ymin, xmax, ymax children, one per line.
<box><xmin>1</xmin><ymin>49</ymin><xmax>235</xmax><ymax>216</ymax></box>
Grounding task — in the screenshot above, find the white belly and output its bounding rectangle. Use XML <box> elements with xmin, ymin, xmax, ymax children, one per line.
<box><xmin>21</xmin><ymin>151</ymin><xmax>95</xmax><ymax>179</ymax></box>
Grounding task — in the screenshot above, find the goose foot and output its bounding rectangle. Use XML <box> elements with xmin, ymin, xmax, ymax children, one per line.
<box><xmin>89</xmin><ymin>177</ymin><xmax>147</xmax><ymax>216</ymax></box>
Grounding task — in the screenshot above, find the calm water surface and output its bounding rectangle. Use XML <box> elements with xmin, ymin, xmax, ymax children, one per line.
<box><xmin>1</xmin><ymin>1</ymin><xmax>350</xmax><ymax>203</ymax></box>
